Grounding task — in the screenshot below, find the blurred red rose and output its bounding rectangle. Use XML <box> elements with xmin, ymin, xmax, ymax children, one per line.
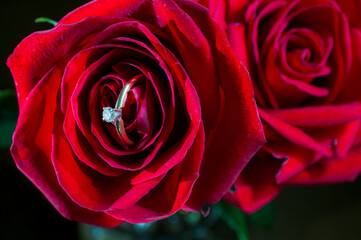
<box><xmin>7</xmin><ymin>0</ymin><xmax>264</xmax><ymax>226</ymax></box>
<box><xmin>197</xmin><ymin>0</ymin><xmax>361</xmax><ymax>213</ymax></box>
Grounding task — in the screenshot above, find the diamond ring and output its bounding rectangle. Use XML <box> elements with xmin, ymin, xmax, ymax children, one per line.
<box><xmin>102</xmin><ymin>74</ymin><xmax>143</xmax><ymax>147</ymax></box>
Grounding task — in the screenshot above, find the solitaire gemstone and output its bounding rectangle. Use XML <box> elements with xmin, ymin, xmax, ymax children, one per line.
<box><xmin>102</xmin><ymin>107</ymin><xmax>122</xmax><ymax>123</ymax></box>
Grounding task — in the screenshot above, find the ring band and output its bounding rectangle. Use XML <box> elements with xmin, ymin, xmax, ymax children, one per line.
<box><xmin>102</xmin><ymin>74</ymin><xmax>143</xmax><ymax>147</ymax></box>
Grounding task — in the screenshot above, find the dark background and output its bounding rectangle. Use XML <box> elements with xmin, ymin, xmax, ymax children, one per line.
<box><xmin>1</xmin><ymin>1</ymin><xmax>360</xmax><ymax>239</ymax></box>
<box><xmin>0</xmin><ymin>1</ymin><xmax>88</xmax><ymax>239</ymax></box>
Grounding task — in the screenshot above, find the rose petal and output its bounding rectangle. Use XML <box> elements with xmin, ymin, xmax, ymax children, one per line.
<box><xmin>259</xmin><ymin>108</ymin><xmax>333</xmax><ymax>157</ymax></box>
<box><xmin>250</xmin><ymin>0</ymin><xmax>287</xmax><ymax>107</ymax></box>
<box><xmin>10</xmin><ymin>65</ymin><xmax>121</xmax><ymax>227</ymax></box>
<box><xmin>106</xmin><ymin>124</ymin><xmax>205</xmax><ymax>223</ymax></box>
<box><xmin>228</xmin><ymin>23</ymin><xmax>270</xmax><ymax>107</ymax></box>
<box><xmin>227</xmin><ymin>0</ymin><xmax>249</xmax><ymax>22</ymax></box>
<box><xmin>7</xmin><ymin>17</ymin><xmax>116</xmax><ymax>109</ymax></box>
<box><xmin>271</xmin><ymin>142</ymin><xmax>323</xmax><ymax>184</ymax></box>
<box><xmin>129</xmin><ymin>48</ymin><xmax>202</xmax><ymax>184</ymax></box>
<box><xmin>335</xmin><ymin>28</ymin><xmax>361</xmax><ymax>104</ymax></box>
<box><xmin>223</xmin><ymin>150</ymin><xmax>285</xmax><ymax>214</ymax></box>
<box><xmin>335</xmin><ymin>0</ymin><xmax>361</xmax><ymax>29</ymax></box>
<box><xmin>279</xmin><ymin>73</ymin><xmax>330</xmax><ymax>97</ymax></box>
<box><xmin>334</xmin><ymin>120</ymin><xmax>361</xmax><ymax>158</ymax></box>
<box><xmin>267</xmin><ymin>102</ymin><xmax>361</xmax><ymax>127</ymax></box>
<box><xmin>288</xmin><ymin>144</ymin><xmax>361</xmax><ymax>184</ymax></box>
<box><xmin>52</xmin><ymin>132</ymin><xmax>166</xmax><ymax>211</ymax></box>
<box><xmin>183</xmin><ymin>3</ymin><xmax>265</xmax><ymax>209</ymax></box>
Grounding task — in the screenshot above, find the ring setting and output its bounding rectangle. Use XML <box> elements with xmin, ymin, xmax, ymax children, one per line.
<box><xmin>102</xmin><ymin>107</ymin><xmax>122</xmax><ymax>123</ymax></box>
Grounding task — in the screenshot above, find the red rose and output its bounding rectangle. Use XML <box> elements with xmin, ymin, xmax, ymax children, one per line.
<box><xmin>198</xmin><ymin>0</ymin><xmax>361</xmax><ymax>213</ymax></box>
<box><xmin>7</xmin><ymin>0</ymin><xmax>264</xmax><ymax>226</ymax></box>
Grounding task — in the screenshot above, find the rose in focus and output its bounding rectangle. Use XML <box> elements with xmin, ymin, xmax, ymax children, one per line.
<box><xmin>7</xmin><ymin>0</ymin><xmax>265</xmax><ymax>226</ymax></box>
<box><xmin>197</xmin><ymin>0</ymin><xmax>361</xmax><ymax>212</ymax></box>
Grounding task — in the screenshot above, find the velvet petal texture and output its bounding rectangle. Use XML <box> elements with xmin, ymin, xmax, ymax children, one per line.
<box><xmin>8</xmin><ymin>0</ymin><xmax>264</xmax><ymax>226</ymax></box>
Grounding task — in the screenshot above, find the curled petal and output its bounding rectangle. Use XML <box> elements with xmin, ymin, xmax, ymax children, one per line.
<box><xmin>289</xmin><ymin>145</ymin><xmax>361</xmax><ymax>184</ymax></box>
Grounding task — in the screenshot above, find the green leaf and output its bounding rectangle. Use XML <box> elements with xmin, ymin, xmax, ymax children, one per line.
<box><xmin>34</xmin><ymin>17</ymin><xmax>58</xmax><ymax>26</ymax></box>
<box><xmin>248</xmin><ymin>203</ymin><xmax>274</xmax><ymax>229</ymax></box>
<box><xmin>0</xmin><ymin>89</ymin><xmax>18</xmax><ymax>149</ymax></box>
<box><xmin>218</xmin><ymin>201</ymin><xmax>250</xmax><ymax>240</ymax></box>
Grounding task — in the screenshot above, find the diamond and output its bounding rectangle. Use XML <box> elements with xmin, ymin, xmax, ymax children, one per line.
<box><xmin>102</xmin><ymin>107</ymin><xmax>122</xmax><ymax>123</ymax></box>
